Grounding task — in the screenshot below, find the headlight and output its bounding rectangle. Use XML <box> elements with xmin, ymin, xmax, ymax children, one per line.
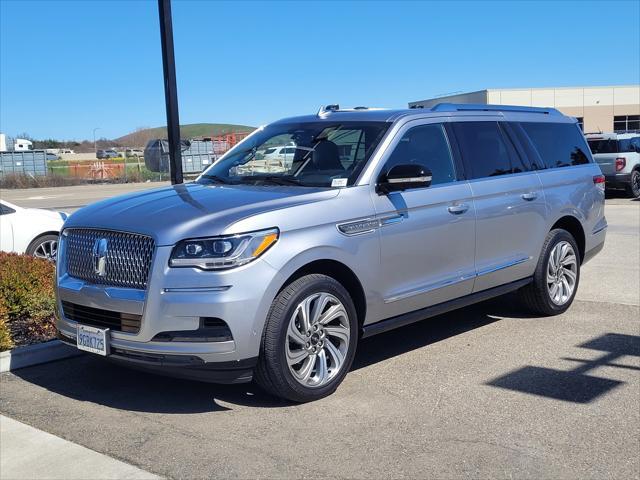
<box><xmin>169</xmin><ymin>228</ymin><xmax>279</xmax><ymax>270</ymax></box>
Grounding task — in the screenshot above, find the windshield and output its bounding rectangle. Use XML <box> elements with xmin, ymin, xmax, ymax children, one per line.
<box><xmin>196</xmin><ymin>121</ymin><xmax>390</xmax><ymax>188</ymax></box>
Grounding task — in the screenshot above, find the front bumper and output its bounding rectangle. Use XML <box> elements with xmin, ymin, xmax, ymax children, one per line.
<box><xmin>56</xmin><ymin>245</ymin><xmax>284</xmax><ymax>381</ymax></box>
<box><xmin>604</xmin><ymin>173</ymin><xmax>631</xmax><ymax>189</ymax></box>
<box><xmin>57</xmin><ymin>330</ymin><xmax>257</xmax><ymax>383</ymax></box>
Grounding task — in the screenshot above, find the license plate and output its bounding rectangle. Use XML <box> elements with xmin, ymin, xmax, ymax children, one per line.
<box><xmin>77</xmin><ymin>325</ymin><xmax>110</xmax><ymax>356</ymax></box>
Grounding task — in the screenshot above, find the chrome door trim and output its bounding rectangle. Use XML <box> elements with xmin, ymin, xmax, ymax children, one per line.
<box><xmin>384</xmin><ymin>271</ymin><xmax>476</xmax><ymax>304</ymax></box>
<box><xmin>476</xmin><ymin>255</ymin><xmax>531</xmax><ymax>277</ymax></box>
<box><xmin>383</xmin><ymin>255</ymin><xmax>531</xmax><ymax>304</ymax></box>
<box><xmin>379</xmin><ymin>214</ymin><xmax>405</xmax><ymax>226</ymax></box>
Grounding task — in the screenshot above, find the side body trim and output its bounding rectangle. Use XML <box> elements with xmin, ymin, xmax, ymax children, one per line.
<box><xmin>363</xmin><ymin>277</ymin><xmax>532</xmax><ymax>338</ymax></box>
<box><xmin>384</xmin><ymin>272</ymin><xmax>476</xmax><ymax>304</ymax></box>
<box><xmin>384</xmin><ymin>255</ymin><xmax>531</xmax><ymax>304</ymax></box>
<box><xmin>475</xmin><ymin>255</ymin><xmax>531</xmax><ymax>277</ymax></box>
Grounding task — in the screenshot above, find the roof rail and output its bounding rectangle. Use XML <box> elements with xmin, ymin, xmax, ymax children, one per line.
<box><xmin>317</xmin><ymin>104</ymin><xmax>340</xmax><ymax>117</ymax></box>
<box><xmin>430</xmin><ymin>103</ymin><xmax>563</xmax><ymax>116</ymax></box>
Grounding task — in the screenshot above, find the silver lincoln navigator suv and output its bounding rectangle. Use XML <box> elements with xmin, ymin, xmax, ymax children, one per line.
<box><xmin>56</xmin><ymin>104</ymin><xmax>607</xmax><ymax>402</ymax></box>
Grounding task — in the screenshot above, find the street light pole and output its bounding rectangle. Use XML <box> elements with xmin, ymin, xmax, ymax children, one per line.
<box><xmin>158</xmin><ymin>0</ymin><xmax>183</xmax><ymax>184</ymax></box>
<box><xmin>93</xmin><ymin>127</ymin><xmax>100</xmax><ymax>155</ymax></box>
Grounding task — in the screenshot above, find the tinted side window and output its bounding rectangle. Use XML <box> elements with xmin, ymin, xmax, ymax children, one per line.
<box><xmin>587</xmin><ymin>138</ymin><xmax>618</xmax><ymax>154</ymax></box>
<box><xmin>521</xmin><ymin>122</ymin><xmax>591</xmax><ymax>168</ymax></box>
<box><xmin>452</xmin><ymin>122</ymin><xmax>520</xmax><ymax>179</ymax></box>
<box><xmin>618</xmin><ymin>137</ymin><xmax>640</xmax><ymax>153</ymax></box>
<box><xmin>384</xmin><ymin>124</ymin><xmax>456</xmax><ymax>185</ymax></box>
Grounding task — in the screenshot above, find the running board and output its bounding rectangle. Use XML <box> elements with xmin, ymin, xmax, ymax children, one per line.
<box><xmin>361</xmin><ymin>277</ymin><xmax>532</xmax><ymax>339</ymax></box>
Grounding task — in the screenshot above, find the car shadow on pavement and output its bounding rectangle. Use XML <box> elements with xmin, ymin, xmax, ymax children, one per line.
<box><xmin>11</xmin><ymin>354</ymin><xmax>286</xmax><ymax>412</ymax></box>
<box><xmin>486</xmin><ymin>332</ymin><xmax>640</xmax><ymax>403</ymax></box>
<box><xmin>352</xmin><ymin>296</ymin><xmax>514</xmax><ymax>371</ymax></box>
<box><xmin>10</xmin><ymin>296</ymin><xmax>519</xmax><ymax>412</ymax></box>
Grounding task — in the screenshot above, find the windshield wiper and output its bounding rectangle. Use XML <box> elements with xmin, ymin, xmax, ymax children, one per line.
<box><xmin>240</xmin><ymin>175</ymin><xmax>302</xmax><ymax>186</ymax></box>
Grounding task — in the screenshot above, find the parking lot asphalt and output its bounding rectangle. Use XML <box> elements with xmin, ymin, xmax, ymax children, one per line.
<box><xmin>0</xmin><ymin>186</ymin><xmax>638</xmax><ymax>479</ymax></box>
<box><xmin>1</xmin><ymin>182</ymin><xmax>170</xmax><ymax>213</ymax></box>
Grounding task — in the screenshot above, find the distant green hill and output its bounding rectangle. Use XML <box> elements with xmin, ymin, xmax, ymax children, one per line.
<box><xmin>116</xmin><ymin>123</ymin><xmax>255</xmax><ymax>147</ymax></box>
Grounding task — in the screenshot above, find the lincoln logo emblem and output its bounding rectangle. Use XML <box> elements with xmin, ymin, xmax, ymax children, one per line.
<box><xmin>93</xmin><ymin>238</ymin><xmax>108</xmax><ymax>276</ymax></box>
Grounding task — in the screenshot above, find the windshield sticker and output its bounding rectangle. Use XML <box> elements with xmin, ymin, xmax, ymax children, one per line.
<box><xmin>331</xmin><ymin>178</ymin><xmax>348</xmax><ymax>188</ymax></box>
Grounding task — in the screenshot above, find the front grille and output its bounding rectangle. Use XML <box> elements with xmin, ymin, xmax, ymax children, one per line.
<box><xmin>61</xmin><ymin>301</ymin><xmax>141</xmax><ymax>333</ymax></box>
<box><xmin>64</xmin><ymin>228</ymin><xmax>155</xmax><ymax>289</ymax></box>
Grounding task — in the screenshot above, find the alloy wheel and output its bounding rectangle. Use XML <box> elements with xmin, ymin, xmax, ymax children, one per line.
<box><xmin>546</xmin><ymin>240</ymin><xmax>578</xmax><ymax>305</ymax></box>
<box><xmin>33</xmin><ymin>239</ymin><xmax>58</xmax><ymax>262</ymax></box>
<box><xmin>631</xmin><ymin>170</ymin><xmax>640</xmax><ymax>197</ymax></box>
<box><xmin>285</xmin><ymin>292</ymin><xmax>351</xmax><ymax>388</ymax></box>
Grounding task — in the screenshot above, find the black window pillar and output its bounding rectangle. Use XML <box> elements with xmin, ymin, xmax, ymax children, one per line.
<box><xmin>158</xmin><ymin>0</ymin><xmax>183</xmax><ymax>184</ymax></box>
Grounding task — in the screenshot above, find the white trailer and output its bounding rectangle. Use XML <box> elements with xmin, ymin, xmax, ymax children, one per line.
<box><xmin>14</xmin><ymin>138</ymin><xmax>33</xmax><ymax>151</ymax></box>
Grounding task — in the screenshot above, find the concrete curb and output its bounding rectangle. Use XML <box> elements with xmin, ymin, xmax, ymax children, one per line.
<box><xmin>1</xmin><ymin>415</ymin><xmax>161</xmax><ymax>479</ymax></box>
<box><xmin>0</xmin><ymin>340</ymin><xmax>82</xmax><ymax>373</ymax></box>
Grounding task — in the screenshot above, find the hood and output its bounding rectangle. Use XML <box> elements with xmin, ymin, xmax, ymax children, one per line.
<box><xmin>64</xmin><ymin>182</ymin><xmax>338</xmax><ymax>245</ymax></box>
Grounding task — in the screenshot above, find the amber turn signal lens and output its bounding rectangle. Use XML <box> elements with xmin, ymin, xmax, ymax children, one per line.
<box><xmin>252</xmin><ymin>233</ymin><xmax>278</xmax><ymax>257</ymax></box>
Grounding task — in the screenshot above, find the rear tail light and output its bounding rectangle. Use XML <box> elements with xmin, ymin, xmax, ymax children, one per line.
<box><xmin>593</xmin><ymin>174</ymin><xmax>606</xmax><ymax>191</ymax></box>
<box><xmin>615</xmin><ymin>157</ymin><xmax>626</xmax><ymax>171</ymax></box>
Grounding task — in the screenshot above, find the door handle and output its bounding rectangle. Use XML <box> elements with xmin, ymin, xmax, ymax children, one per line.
<box><xmin>448</xmin><ymin>203</ymin><xmax>469</xmax><ymax>215</ymax></box>
<box><xmin>521</xmin><ymin>192</ymin><xmax>538</xmax><ymax>201</ymax></box>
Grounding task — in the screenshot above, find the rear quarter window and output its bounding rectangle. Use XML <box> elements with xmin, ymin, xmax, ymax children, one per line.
<box><xmin>618</xmin><ymin>138</ymin><xmax>640</xmax><ymax>153</ymax></box>
<box><xmin>452</xmin><ymin>121</ymin><xmax>525</xmax><ymax>179</ymax></box>
<box><xmin>587</xmin><ymin>138</ymin><xmax>618</xmax><ymax>154</ymax></box>
<box><xmin>521</xmin><ymin>122</ymin><xmax>592</xmax><ymax>168</ymax></box>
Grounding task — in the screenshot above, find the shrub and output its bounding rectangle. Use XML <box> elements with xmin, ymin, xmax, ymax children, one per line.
<box><xmin>0</xmin><ymin>173</ymin><xmax>83</xmax><ymax>189</ymax></box>
<box><xmin>0</xmin><ymin>300</ymin><xmax>12</xmax><ymax>351</ymax></box>
<box><xmin>0</xmin><ymin>253</ymin><xmax>57</xmax><ymax>349</ymax></box>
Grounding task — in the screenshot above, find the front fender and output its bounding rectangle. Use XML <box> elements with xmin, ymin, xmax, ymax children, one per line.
<box><xmin>252</xmin><ymin>227</ymin><xmax>381</xmax><ymax>339</ymax></box>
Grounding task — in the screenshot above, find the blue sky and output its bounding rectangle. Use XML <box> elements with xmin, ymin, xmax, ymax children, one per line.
<box><xmin>1</xmin><ymin>0</ymin><xmax>639</xmax><ymax>140</ymax></box>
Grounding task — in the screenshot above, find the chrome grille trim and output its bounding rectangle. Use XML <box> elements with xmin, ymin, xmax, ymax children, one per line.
<box><xmin>64</xmin><ymin>228</ymin><xmax>155</xmax><ymax>289</ymax></box>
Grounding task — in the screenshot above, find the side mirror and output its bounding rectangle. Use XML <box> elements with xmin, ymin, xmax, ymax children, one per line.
<box><xmin>377</xmin><ymin>163</ymin><xmax>432</xmax><ymax>194</ymax></box>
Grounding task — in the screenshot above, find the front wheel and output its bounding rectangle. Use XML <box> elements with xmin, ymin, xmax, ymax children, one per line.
<box><xmin>519</xmin><ymin>229</ymin><xmax>580</xmax><ymax>316</ymax></box>
<box><xmin>255</xmin><ymin>274</ymin><xmax>358</xmax><ymax>402</ymax></box>
<box><xmin>626</xmin><ymin>169</ymin><xmax>640</xmax><ymax>198</ymax></box>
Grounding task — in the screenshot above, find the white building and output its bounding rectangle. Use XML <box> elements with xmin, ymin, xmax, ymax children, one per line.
<box><xmin>409</xmin><ymin>85</ymin><xmax>640</xmax><ymax>133</ymax></box>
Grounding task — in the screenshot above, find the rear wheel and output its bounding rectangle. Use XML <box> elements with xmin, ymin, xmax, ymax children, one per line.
<box><xmin>26</xmin><ymin>234</ymin><xmax>59</xmax><ymax>262</ymax></box>
<box><xmin>626</xmin><ymin>169</ymin><xmax>640</xmax><ymax>198</ymax></box>
<box><xmin>255</xmin><ymin>274</ymin><xmax>358</xmax><ymax>402</ymax></box>
<box><xmin>519</xmin><ymin>229</ymin><xmax>580</xmax><ymax>316</ymax></box>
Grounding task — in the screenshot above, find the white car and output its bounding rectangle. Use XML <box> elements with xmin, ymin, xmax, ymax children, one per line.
<box><xmin>0</xmin><ymin>200</ymin><xmax>67</xmax><ymax>261</ymax></box>
<box><xmin>586</xmin><ymin>132</ymin><xmax>640</xmax><ymax>197</ymax></box>
<box><xmin>262</xmin><ymin>145</ymin><xmax>297</xmax><ymax>165</ymax></box>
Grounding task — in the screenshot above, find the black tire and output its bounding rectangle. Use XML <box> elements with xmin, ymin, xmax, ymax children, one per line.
<box><xmin>626</xmin><ymin>169</ymin><xmax>640</xmax><ymax>198</ymax></box>
<box><xmin>519</xmin><ymin>229</ymin><xmax>580</xmax><ymax>316</ymax></box>
<box><xmin>26</xmin><ymin>234</ymin><xmax>59</xmax><ymax>262</ymax></box>
<box><xmin>255</xmin><ymin>274</ymin><xmax>358</xmax><ymax>403</ymax></box>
